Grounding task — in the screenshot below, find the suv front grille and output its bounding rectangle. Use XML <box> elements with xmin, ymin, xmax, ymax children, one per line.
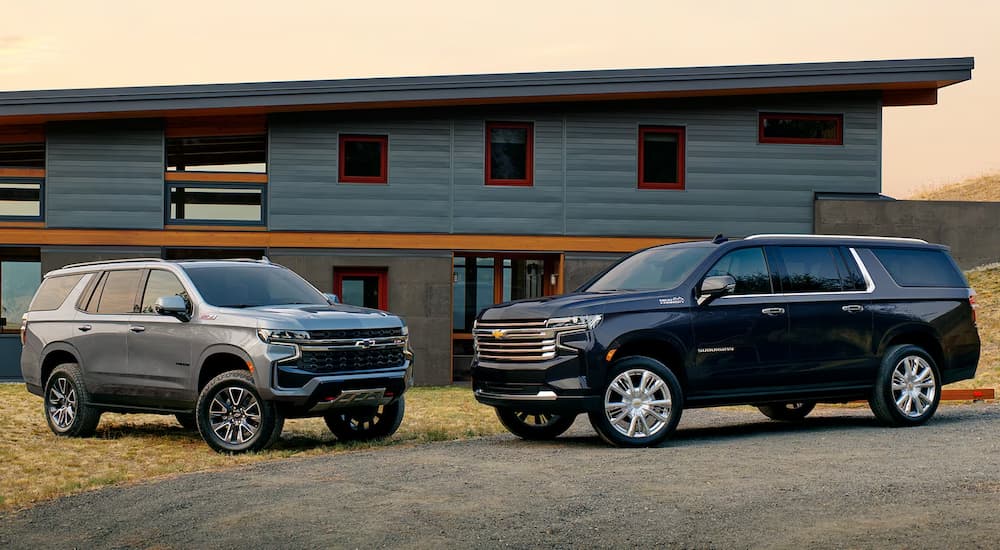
<box><xmin>308</xmin><ymin>327</ymin><xmax>403</xmax><ymax>340</ymax></box>
<box><xmin>473</xmin><ymin>320</ymin><xmax>556</xmax><ymax>362</ymax></box>
<box><xmin>298</xmin><ymin>348</ymin><xmax>406</xmax><ymax>373</ymax></box>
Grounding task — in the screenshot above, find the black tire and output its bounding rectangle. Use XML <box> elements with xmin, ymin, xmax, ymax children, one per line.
<box><xmin>196</xmin><ymin>370</ymin><xmax>284</xmax><ymax>453</ymax></box>
<box><xmin>869</xmin><ymin>344</ymin><xmax>941</xmax><ymax>427</ymax></box>
<box><xmin>43</xmin><ymin>363</ymin><xmax>102</xmax><ymax>437</ymax></box>
<box><xmin>325</xmin><ymin>396</ymin><xmax>405</xmax><ymax>442</ymax></box>
<box><xmin>495</xmin><ymin>408</ymin><xmax>577</xmax><ymax>440</ymax></box>
<box><xmin>757</xmin><ymin>401</ymin><xmax>816</xmax><ymax>422</ymax></box>
<box><xmin>175</xmin><ymin>412</ymin><xmax>198</xmax><ymax>430</ymax></box>
<box><xmin>588</xmin><ymin>356</ymin><xmax>684</xmax><ymax>447</ymax></box>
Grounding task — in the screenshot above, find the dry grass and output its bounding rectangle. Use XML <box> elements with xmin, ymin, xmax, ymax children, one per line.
<box><xmin>908</xmin><ymin>173</ymin><xmax>1000</xmax><ymax>201</ymax></box>
<box><xmin>0</xmin><ymin>385</ymin><xmax>502</xmax><ymax>513</ymax></box>
<box><xmin>960</xmin><ymin>266</ymin><xmax>1000</xmax><ymax>390</ymax></box>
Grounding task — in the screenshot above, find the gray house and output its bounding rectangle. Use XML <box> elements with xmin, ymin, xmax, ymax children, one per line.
<box><xmin>0</xmin><ymin>57</ymin><xmax>974</xmax><ymax>384</ymax></box>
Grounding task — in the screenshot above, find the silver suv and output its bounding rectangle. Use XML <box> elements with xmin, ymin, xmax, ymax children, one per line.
<box><xmin>20</xmin><ymin>258</ymin><xmax>413</xmax><ymax>453</ymax></box>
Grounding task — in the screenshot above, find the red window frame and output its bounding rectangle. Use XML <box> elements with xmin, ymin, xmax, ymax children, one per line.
<box><xmin>638</xmin><ymin>126</ymin><xmax>686</xmax><ymax>190</ymax></box>
<box><xmin>758</xmin><ymin>113</ymin><xmax>844</xmax><ymax>145</ymax></box>
<box><xmin>485</xmin><ymin>121</ymin><xmax>533</xmax><ymax>186</ymax></box>
<box><xmin>333</xmin><ymin>268</ymin><xmax>389</xmax><ymax>311</ymax></box>
<box><xmin>338</xmin><ymin>134</ymin><xmax>388</xmax><ymax>184</ymax></box>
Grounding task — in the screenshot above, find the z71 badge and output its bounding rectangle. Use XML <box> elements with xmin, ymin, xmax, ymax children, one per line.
<box><xmin>658</xmin><ymin>296</ymin><xmax>686</xmax><ymax>305</ymax></box>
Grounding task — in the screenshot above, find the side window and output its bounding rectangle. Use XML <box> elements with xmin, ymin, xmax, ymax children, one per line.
<box><xmin>871</xmin><ymin>248</ymin><xmax>967</xmax><ymax>288</ymax></box>
<box><xmin>29</xmin><ymin>274</ymin><xmax>83</xmax><ymax>311</ymax></box>
<box><xmin>779</xmin><ymin>246</ymin><xmax>844</xmax><ymax>293</ymax></box>
<box><xmin>140</xmin><ymin>270</ymin><xmax>189</xmax><ymax>313</ymax></box>
<box><xmin>837</xmin><ymin>248</ymin><xmax>868</xmax><ymax>291</ymax></box>
<box><xmin>95</xmin><ymin>270</ymin><xmax>142</xmax><ymax>314</ymax></box>
<box><xmin>706</xmin><ymin>247</ymin><xmax>773</xmax><ymax>295</ymax></box>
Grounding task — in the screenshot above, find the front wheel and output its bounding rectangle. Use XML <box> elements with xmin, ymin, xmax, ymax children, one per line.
<box><xmin>44</xmin><ymin>363</ymin><xmax>102</xmax><ymax>437</ymax></box>
<box><xmin>325</xmin><ymin>396</ymin><xmax>405</xmax><ymax>442</ymax></box>
<box><xmin>757</xmin><ymin>401</ymin><xmax>816</xmax><ymax>422</ymax></box>
<box><xmin>495</xmin><ymin>408</ymin><xmax>576</xmax><ymax>440</ymax></box>
<box><xmin>869</xmin><ymin>344</ymin><xmax>941</xmax><ymax>427</ymax></box>
<box><xmin>196</xmin><ymin>370</ymin><xmax>284</xmax><ymax>453</ymax></box>
<box><xmin>588</xmin><ymin>356</ymin><xmax>684</xmax><ymax>447</ymax></box>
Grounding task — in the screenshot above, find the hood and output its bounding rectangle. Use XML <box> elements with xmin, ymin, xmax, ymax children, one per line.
<box><xmin>212</xmin><ymin>303</ymin><xmax>403</xmax><ymax>330</ymax></box>
<box><xmin>478</xmin><ymin>289</ymin><xmax>691</xmax><ymax>322</ymax></box>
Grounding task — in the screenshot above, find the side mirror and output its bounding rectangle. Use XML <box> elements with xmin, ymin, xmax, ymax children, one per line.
<box><xmin>324</xmin><ymin>293</ymin><xmax>340</xmax><ymax>305</ymax></box>
<box><xmin>698</xmin><ymin>275</ymin><xmax>736</xmax><ymax>305</ymax></box>
<box><xmin>155</xmin><ymin>295</ymin><xmax>189</xmax><ymax>320</ymax></box>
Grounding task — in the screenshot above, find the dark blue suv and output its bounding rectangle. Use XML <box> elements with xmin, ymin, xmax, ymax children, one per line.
<box><xmin>471</xmin><ymin>235</ymin><xmax>981</xmax><ymax>447</ymax></box>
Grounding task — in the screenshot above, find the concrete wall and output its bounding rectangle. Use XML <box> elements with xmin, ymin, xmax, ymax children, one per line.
<box><xmin>815</xmin><ymin>199</ymin><xmax>1000</xmax><ymax>269</ymax></box>
<box><xmin>268</xmin><ymin>249</ymin><xmax>454</xmax><ymax>386</ymax></box>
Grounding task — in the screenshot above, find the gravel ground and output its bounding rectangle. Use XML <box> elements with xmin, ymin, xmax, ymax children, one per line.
<box><xmin>2</xmin><ymin>403</ymin><xmax>999</xmax><ymax>549</ymax></box>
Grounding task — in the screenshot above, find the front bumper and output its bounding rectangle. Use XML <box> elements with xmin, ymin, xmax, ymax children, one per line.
<box><xmin>471</xmin><ymin>354</ymin><xmax>601</xmax><ymax>414</ymax></box>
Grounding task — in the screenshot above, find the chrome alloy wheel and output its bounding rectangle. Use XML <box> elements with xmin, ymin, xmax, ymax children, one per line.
<box><xmin>47</xmin><ymin>377</ymin><xmax>77</xmax><ymax>430</ymax></box>
<box><xmin>891</xmin><ymin>355</ymin><xmax>937</xmax><ymax>418</ymax></box>
<box><xmin>208</xmin><ymin>387</ymin><xmax>262</xmax><ymax>445</ymax></box>
<box><xmin>604</xmin><ymin>369</ymin><xmax>673</xmax><ymax>438</ymax></box>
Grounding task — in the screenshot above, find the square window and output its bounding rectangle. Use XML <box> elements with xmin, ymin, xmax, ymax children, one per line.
<box><xmin>339</xmin><ymin>135</ymin><xmax>388</xmax><ymax>184</ymax></box>
<box><xmin>334</xmin><ymin>269</ymin><xmax>388</xmax><ymax>310</ymax></box>
<box><xmin>486</xmin><ymin>122</ymin><xmax>533</xmax><ymax>186</ymax></box>
<box><xmin>759</xmin><ymin>113</ymin><xmax>843</xmax><ymax>145</ymax></box>
<box><xmin>638</xmin><ymin>126</ymin><xmax>685</xmax><ymax>190</ymax></box>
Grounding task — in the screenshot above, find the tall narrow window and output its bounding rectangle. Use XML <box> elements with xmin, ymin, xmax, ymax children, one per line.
<box><xmin>759</xmin><ymin>113</ymin><xmax>843</xmax><ymax>145</ymax></box>
<box><xmin>638</xmin><ymin>126</ymin><xmax>685</xmax><ymax>190</ymax></box>
<box><xmin>486</xmin><ymin>122</ymin><xmax>533</xmax><ymax>186</ymax></box>
<box><xmin>339</xmin><ymin>135</ymin><xmax>388</xmax><ymax>184</ymax></box>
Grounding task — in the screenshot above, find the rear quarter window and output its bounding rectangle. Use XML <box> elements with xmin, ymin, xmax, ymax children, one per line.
<box><xmin>29</xmin><ymin>274</ymin><xmax>84</xmax><ymax>311</ymax></box>
<box><xmin>871</xmin><ymin>248</ymin><xmax>967</xmax><ymax>288</ymax></box>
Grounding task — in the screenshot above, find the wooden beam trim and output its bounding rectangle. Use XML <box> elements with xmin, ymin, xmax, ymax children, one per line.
<box><xmin>164</xmin><ymin>172</ymin><xmax>268</xmax><ymax>184</ymax></box>
<box><xmin>0</xmin><ymin>228</ymin><xmax>692</xmax><ymax>253</ymax></box>
<box><xmin>0</xmin><ymin>168</ymin><xmax>45</xmax><ymax>178</ymax></box>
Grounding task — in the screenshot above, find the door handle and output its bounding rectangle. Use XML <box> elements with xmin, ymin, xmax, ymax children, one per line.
<box><xmin>77</xmin><ymin>325</ymin><xmax>92</xmax><ymax>332</ymax></box>
<box><xmin>842</xmin><ymin>304</ymin><xmax>864</xmax><ymax>313</ymax></box>
<box><xmin>129</xmin><ymin>325</ymin><xmax>146</xmax><ymax>333</ymax></box>
<box><xmin>761</xmin><ymin>307</ymin><xmax>785</xmax><ymax>316</ymax></box>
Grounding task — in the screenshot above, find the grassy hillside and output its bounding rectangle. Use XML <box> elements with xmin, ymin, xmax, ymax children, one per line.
<box><xmin>964</xmin><ymin>265</ymin><xmax>1000</xmax><ymax>389</ymax></box>
<box><xmin>909</xmin><ymin>173</ymin><xmax>1000</xmax><ymax>201</ymax></box>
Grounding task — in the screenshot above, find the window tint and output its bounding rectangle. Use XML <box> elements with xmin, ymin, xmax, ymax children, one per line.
<box><xmin>140</xmin><ymin>270</ymin><xmax>189</xmax><ymax>313</ymax></box>
<box><xmin>779</xmin><ymin>247</ymin><xmax>845</xmax><ymax>293</ymax></box>
<box><xmin>78</xmin><ymin>272</ymin><xmax>105</xmax><ymax>313</ymax></box>
<box><xmin>836</xmin><ymin>248</ymin><xmax>868</xmax><ymax>291</ymax></box>
<box><xmin>96</xmin><ymin>270</ymin><xmax>142</xmax><ymax>314</ymax></box>
<box><xmin>182</xmin><ymin>265</ymin><xmax>327</xmax><ymax>307</ymax></box>
<box><xmin>872</xmin><ymin>248</ymin><xmax>966</xmax><ymax>288</ymax></box>
<box><xmin>759</xmin><ymin>113</ymin><xmax>843</xmax><ymax>145</ymax></box>
<box><xmin>585</xmin><ymin>246</ymin><xmax>714</xmax><ymax>292</ymax></box>
<box><xmin>29</xmin><ymin>274</ymin><xmax>84</xmax><ymax>311</ymax></box>
<box><xmin>706</xmin><ymin>247</ymin><xmax>773</xmax><ymax>295</ymax></box>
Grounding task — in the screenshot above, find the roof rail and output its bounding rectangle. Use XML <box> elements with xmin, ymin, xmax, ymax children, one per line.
<box><xmin>61</xmin><ymin>258</ymin><xmax>168</xmax><ymax>269</ymax></box>
<box><xmin>744</xmin><ymin>234</ymin><xmax>928</xmax><ymax>244</ymax></box>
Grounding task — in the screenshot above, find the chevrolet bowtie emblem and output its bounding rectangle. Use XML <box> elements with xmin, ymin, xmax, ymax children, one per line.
<box><xmin>492</xmin><ymin>329</ymin><xmax>507</xmax><ymax>339</ymax></box>
<box><xmin>355</xmin><ymin>339</ymin><xmax>377</xmax><ymax>349</ymax></box>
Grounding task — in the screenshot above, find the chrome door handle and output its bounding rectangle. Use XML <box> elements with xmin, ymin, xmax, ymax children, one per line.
<box><xmin>129</xmin><ymin>325</ymin><xmax>146</xmax><ymax>333</ymax></box>
<box><xmin>77</xmin><ymin>325</ymin><xmax>92</xmax><ymax>332</ymax></box>
<box><xmin>761</xmin><ymin>307</ymin><xmax>785</xmax><ymax>316</ymax></box>
<box><xmin>842</xmin><ymin>304</ymin><xmax>864</xmax><ymax>313</ymax></box>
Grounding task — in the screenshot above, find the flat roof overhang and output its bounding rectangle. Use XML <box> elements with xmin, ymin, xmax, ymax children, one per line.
<box><xmin>0</xmin><ymin>57</ymin><xmax>973</xmax><ymax>124</ymax></box>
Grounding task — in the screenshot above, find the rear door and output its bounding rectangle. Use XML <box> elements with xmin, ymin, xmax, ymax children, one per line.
<box><xmin>774</xmin><ymin>246</ymin><xmax>875</xmax><ymax>388</ymax></box>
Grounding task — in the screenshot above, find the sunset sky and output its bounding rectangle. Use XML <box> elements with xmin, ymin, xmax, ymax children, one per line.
<box><xmin>2</xmin><ymin>0</ymin><xmax>997</xmax><ymax>197</ymax></box>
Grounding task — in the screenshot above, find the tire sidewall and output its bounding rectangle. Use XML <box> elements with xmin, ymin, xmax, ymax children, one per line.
<box><xmin>326</xmin><ymin>396</ymin><xmax>405</xmax><ymax>441</ymax></box>
<box><xmin>589</xmin><ymin>356</ymin><xmax>684</xmax><ymax>447</ymax></box>
<box><xmin>44</xmin><ymin>367</ymin><xmax>80</xmax><ymax>435</ymax></box>
<box><xmin>196</xmin><ymin>370</ymin><xmax>280</xmax><ymax>453</ymax></box>
<box><xmin>873</xmin><ymin>344</ymin><xmax>941</xmax><ymax>426</ymax></box>
<box><xmin>495</xmin><ymin>408</ymin><xmax>577</xmax><ymax>440</ymax></box>
<box><xmin>43</xmin><ymin>363</ymin><xmax>100</xmax><ymax>437</ymax></box>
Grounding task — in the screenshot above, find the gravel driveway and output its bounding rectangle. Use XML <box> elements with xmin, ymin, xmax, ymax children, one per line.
<box><xmin>3</xmin><ymin>403</ymin><xmax>999</xmax><ymax>549</ymax></box>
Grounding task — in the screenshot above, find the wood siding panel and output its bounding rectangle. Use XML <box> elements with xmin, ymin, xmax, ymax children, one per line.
<box><xmin>45</xmin><ymin>119</ymin><xmax>164</xmax><ymax>229</ymax></box>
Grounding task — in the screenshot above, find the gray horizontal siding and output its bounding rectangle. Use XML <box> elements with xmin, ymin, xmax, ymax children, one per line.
<box><xmin>46</xmin><ymin>119</ymin><xmax>164</xmax><ymax>229</ymax></box>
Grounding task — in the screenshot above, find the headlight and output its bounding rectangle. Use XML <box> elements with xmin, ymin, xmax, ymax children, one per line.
<box><xmin>257</xmin><ymin>328</ymin><xmax>310</xmax><ymax>343</ymax></box>
<box><xmin>401</xmin><ymin>324</ymin><xmax>409</xmax><ymax>336</ymax></box>
<box><xmin>545</xmin><ymin>314</ymin><xmax>603</xmax><ymax>332</ymax></box>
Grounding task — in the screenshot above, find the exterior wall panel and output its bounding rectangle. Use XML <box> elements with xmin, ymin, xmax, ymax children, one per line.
<box><xmin>46</xmin><ymin>120</ymin><xmax>164</xmax><ymax>229</ymax></box>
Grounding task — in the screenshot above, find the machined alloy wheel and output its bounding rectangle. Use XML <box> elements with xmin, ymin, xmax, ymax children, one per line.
<box><xmin>47</xmin><ymin>376</ymin><xmax>77</xmax><ymax>431</ymax></box>
<box><xmin>43</xmin><ymin>363</ymin><xmax>101</xmax><ymax>437</ymax></box>
<box><xmin>588</xmin><ymin>356</ymin><xmax>684</xmax><ymax>447</ymax></box>
<box><xmin>196</xmin><ymin>370</ymin><xmax>284</xmax><ymax>453</ymax></box>
<box><xmin>869</xmin><ymin>344</ymin><xmax>941</xmax><ymax>427</ymax></box>
<box><xmin>495</xmin><ymin>408</ymin><xmax>577</xmax><ymax>440</ymax></box>
<box><xmin>208</xmin><ymin>387</ymin><xmax>262</xmax><ymax>445</ymax></box>
<box><xmin>890</xmin><ymin>355</ymin><xmax>937</xmax><ymax>418</ymax></box>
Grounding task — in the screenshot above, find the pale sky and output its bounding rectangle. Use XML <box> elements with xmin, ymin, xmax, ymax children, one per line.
<box><xmin>2</xmin><ymin>0</ymin><xmax>997</xmax><ymax>197</ymax></box>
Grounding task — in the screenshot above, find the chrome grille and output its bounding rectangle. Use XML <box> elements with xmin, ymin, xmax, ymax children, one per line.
<box><xmin>473</xmin><ymin>320</ymin><xmax>557</xmax><ymax>362</ymax></box>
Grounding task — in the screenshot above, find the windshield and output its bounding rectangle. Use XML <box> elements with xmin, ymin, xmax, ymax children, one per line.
<box><xmin>182</xmin><ymin>264</ymin><xmax>328</xmax><ymax>308</ymax></box>
<box><xmin>584</xmin><ymin>246</ymin><xmax>714</xmax><ymax>292</ymax></box>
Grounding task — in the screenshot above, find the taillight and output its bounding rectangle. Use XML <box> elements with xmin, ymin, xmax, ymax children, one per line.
<box><xmin>19</xmin><ymin>314</ymin><xmax>27</xmax><ymax>345</ymax></box>
<box><xmin>969</xmin><ymin>290</ymin><xmax>978</xmax><ymax>325</ymax></box>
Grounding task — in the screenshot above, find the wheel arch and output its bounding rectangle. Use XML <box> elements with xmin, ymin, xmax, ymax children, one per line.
<box><xmin>39</xmin><ymin>343</ymin><xmax>83</xmax><ymax>389</ymax></box>
<box><xmin>607</xmin><ymin>332</ymin><xmax>689</xmax><ymax>391</ymax></box>
<box><xmin>196</xmin><ymin>344</ymin><xmax>255</xmax><ymax>393</ymax></box>
<box><xmin>878</xmin><ymin>325</ymin><xmax>946</xmax><ymax>371</ymax></box>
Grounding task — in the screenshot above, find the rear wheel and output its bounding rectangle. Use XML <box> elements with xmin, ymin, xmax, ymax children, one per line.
<box><xmin>757</xmin><ymin>401</ymin><xmax>816</xmax><ymax>422</ymax></box>
<box><xmin>495</xmin><ymin>408</ymin><xmax>576</xmax><ymax>440</ymax></box>
<box><xmin>196</xmin><ymin>370</ymin><xmax>284</xmax><ymax>453</ymax></box>
<box><xmin>325</xmin><ymin>396</ymin><xmax>405</xmax><ymax>442</ymax></box>
<box><xmin>869</xmin><ymin>344</ymin><xmax>941</xmax><ymax>427</ymax></box>
<box><xmin>44</xmin><ymin>363</ymin><xmax>102</xmax><ymax>437</ymax></box>
<box><xmin>588</xmin><ymin>356</ymin><xmax>683</xmax><ymax>447</ymax></box>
